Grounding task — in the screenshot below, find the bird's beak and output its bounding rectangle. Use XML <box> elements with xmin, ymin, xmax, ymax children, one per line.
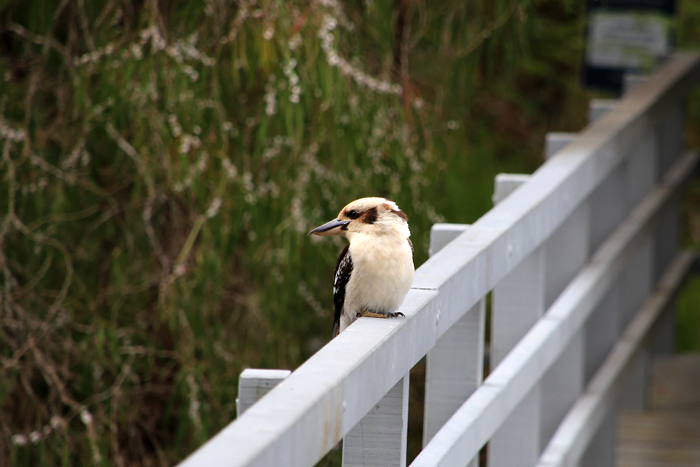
<box><xmin>308</xmin><ymin>218</ymin><xmax>350</xmax><ymax>236</ymax></box>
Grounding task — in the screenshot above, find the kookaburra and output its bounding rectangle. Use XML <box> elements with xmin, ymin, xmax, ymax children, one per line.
<box><xmin>309</xmin><ymin>197</ymin><xmax>414</xmax><ymax>338</ymax></box>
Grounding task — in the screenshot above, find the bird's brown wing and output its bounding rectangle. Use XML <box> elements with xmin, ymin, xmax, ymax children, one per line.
<box><xmin>332</xmin><ymin>244</ymin><xmax>352</xmax><ymax>338</ymax></box>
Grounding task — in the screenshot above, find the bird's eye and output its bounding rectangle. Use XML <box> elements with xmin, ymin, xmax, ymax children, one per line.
<box><xmin>347</xmin><ymin>210</ymin><xmax>360</xmax><ymax>219</ymax></box>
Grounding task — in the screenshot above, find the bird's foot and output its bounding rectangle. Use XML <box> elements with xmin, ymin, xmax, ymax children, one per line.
<box><xmin>356</xmin><ymin>310</ymin><xmax>405</xmax><ymax>319</ymax></box>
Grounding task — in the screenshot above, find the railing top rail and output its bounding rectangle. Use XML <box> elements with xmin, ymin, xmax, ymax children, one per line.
<box><xmin>412</xmin><ymin>149</ymin><xmax>700</xmax><ymax>466</ymax></box>
<box><xmin>178</xmin><ymin>52</ymin><xmax>700</xmax><ymax>467</ymax></box>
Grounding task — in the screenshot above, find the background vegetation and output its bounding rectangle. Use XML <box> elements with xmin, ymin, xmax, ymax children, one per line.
<box><xmin>1</xmin><ymin>0</ymin><xmax>698</xmax><ymax>466</ymax></box>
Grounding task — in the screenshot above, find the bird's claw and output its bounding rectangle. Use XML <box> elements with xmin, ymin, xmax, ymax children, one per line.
<box><xmin>356</xmin><ymin>310</ymin><xmax>405</xmax><ymax>319</ymax></box>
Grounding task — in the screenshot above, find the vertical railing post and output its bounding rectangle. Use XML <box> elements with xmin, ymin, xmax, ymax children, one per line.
<box><xmin>236</xmin><ymin>369</ymin><xmax>291</xmax><ymax>416</ymax></box>
<box><xmin>579</xmin><ymin>87</ymin><xmax>666</xmax><ymax>465</ymax></box>
<box><xmin>623</xmin><ymin>73</ymin><xmax>648</xmax><ymax>94</ymax></box>
<box><xmin>544</xmin><ymin>133</ymin><xmax>576</xmax><ymax>160</ymax></box>
<box><xmin>489</xmin><ymin>174</ymin><xmax>543</xmax><ymax>467</ymax></box>
<box><xmin>542</xmin><ymin>122</ymin><xmax>590</xmax><ymax>455</ymax></box>
<box><xmin>490</xmin><ymin>163</ymin><xmax>591</xmax><ymax>465</ymax></box>
<box><xmin>342</xmin><ymin>373</ymin><xmax>410</xmax><ymax>467</ymax></box>
<box><xmin>650</xmin><ymin>91</ymin><xmax>685</xmax><ymax>356</ymax></box>
<box><xmin>540</xmin><ymin>123</ymin><xmax>593</xmax><ymax>452</ymax></box>
<box><xmin>615</xmin><ymin>78</ymin><xmax>685</xmax><ymax>416</ymax></box>
<box><xmin>588</xmin><ymin>99</ymin><xmax>617</xmax><ymax>122</ymax></box>
<box><xmin>423</xmin><ymin>224</ymin><xmax>485</xmax><ymax>467</ymax></box>
<box><xmin>617</xmin><ymin>110</ymin><xmax>659</xmax><ymax>412</ymax></box>
<box><xmin>538</xmin><ymin>201</ymin><xmax>589</xmax><ymax>449</ymax></box>
<box><xmin>577</xmin><ymin>100</ymin><xmax>627</xmax><ymax>467</ymax></box>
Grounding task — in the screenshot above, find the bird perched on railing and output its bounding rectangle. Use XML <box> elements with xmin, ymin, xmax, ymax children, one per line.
<box><xmin>309</xmin><ymin>197</ymin><xmax>414</xmax><ymax>338</ymax></box>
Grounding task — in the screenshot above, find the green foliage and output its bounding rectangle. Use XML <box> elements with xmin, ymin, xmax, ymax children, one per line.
<box><xmin>0</xmin><ymin>0</ymin><xmax>697</xmax><ymax>466</ymax></box>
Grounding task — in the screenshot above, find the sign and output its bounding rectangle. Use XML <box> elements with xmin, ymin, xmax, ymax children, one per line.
<box><xmin>583</xmin><ymin>0</ymin><xmax>676</xmax><ymax>93</ymax></box>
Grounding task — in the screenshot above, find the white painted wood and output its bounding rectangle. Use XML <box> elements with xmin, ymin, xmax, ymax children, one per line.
<box><xmin>658</xmin><ymin>101</ymin><xmax>685</xmax><ymax>175</ymax></box>
<box><xmin>429</xmin><ymin>223</ymin><xmax>470</xmax><ymax>257</ymax></box>
<box><xmin>581</xmin><ymin>132</ymin><xmax>631</xmax><ymax>467</ymax></box>
<box><xmin>617</xmin><ymin>238</ymin><xmax>654</xmax><ymax>411</ymax></box>
<box><xmin>583</xmin><ymin>141</ymin><xmax>628</xmax><ymax>467</ymax></box>
<box><xmin>584</xmin><ymin>288</ymin><xmax>620</xmax><ymax>383</ymax></box>
<box><xmin>343</xmin><ymin>373</ymin><xmax>410</xmax><ymax>467</ymax></box>
<box><xmin>649</xmin><ymin>97</ymin><xmax>684</xmax><ymax>357</ymax></box>
<box><xmin>535</xmin><ymin>251</ymin><xmax>695</xmax><ymax>467</ymax></box>
<box><xmin>654</xmin><ymin>195</ymin><xmax>681</xmax><ymax>283</ymax></box>
<box><xmin>491</xmin><ymin>388</ymin><xmax>542</xmax><ymax>466</ymax></box>
<box><xmin>424</xmin><ymin>223</ymin><xmax>484</xmax><ymax>467</ymax></box>
<box><xmin>492</xmin><ymin>168</ymin><xmax>590</xmax><ymax>460</ymax></box>
<box><xmin>618</xmin><ymin>347</ymin><xmax>649</xmax><ymax>410</ymax></box>
<box><xmin>650</xmin><ymin>303</ymin><xmax>676</xmax><ymax>356</ymax></box>
<box><xmin>176</xmin><ymin>54</ymin><xmax>700</xmax><ymax>467</ymax></box>
<box><xmin>589</xmin><ymin>165</ymin><xmax>626</xmax><ymax>254</ymax></box>
<box><xmin>543</xmin><ymin>203</ymin><xmax>591</xmax><ymax>310</ymax></box>
<box><xmin>578</xmin><ymin>411</ymin><xmax>615</xmax><ymax>467</ymax></box>
<box><xmin>626</xmin><ymin>131</ymin><xmax>658</xmax><ymax>209</ymax></box>
<box><xmin>490</xmin><ymin>245</ymin><xmax>545</xmax><ymax>365</ymax></box>
<box><xmin>423</xmin><ymin>301</ymin><xmax>484</xmax><ymax>447</ymax></box>
<box><xmin>545</xmin><ymin>133</ymin><xmax>577</xmax><ymax>160</ymax></box>
<box><xmin>492</xmin><ymin>173</ymin><xmax>530</xmax><ymax>205</ymax></box>
<box><xmin>611</xmin><ymin>117</ymin><xmax>661</xmax><ymax>414</ymax></box>
<box><xmin>540</xmin><ymin>331</ymin><xmax>585</xmax><ymax>451</ymax></box>
<box><xmin>650</xmin><ymin>98</ymin><xmax>684</xmax><ymax>357</ymax></box>
<box><xmin>490</xmin><ymin>174</ymin><xmax>543</xmax><ymax>467</ymax></box>
<box><xmin>623</xmin><ymin>74</ymin><xmax>648</xmax><ymax>95</ymax></box>
<box><xmin>580</xmin><ymin>290</ymin><xmax>620</xmax><ymax>466</ymax></box>
<box><xmin>411</xmin><ymin>151</ymin><xmax>700</xmax><ymax>467</ymax></box>
<box><xmin>616</xmin><ymin>127</ymin><xmax>659</xmax><ymax>412</ymax></box>
<box><xmin>237</xmin><ymin>369</ymin><xmax>291</xmax><ymax>416</ymax></box>
<box><xmin>490</xmin><ymin>174</ymin><xmax>541</xmax><ymax>367</ymax></box>
<box><xmin>486</xmin><ymin>167</ymin><xmax>540</xmax><ymax>467</ymax></box>
<box><xmin>588</xmin><ymin>99</ymin><xmax>617</xmax><ymax>122</ymax></box>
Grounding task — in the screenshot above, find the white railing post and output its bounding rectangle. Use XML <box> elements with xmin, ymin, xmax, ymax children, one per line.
<box><xmin>538</xmin><ymin>200</ymin><xmax>589</xmax><ymax>448</ymax></box>
<box><xmin>623</xmin><ymin>73</ymin><xmax>648</xmax><ymax>94</ymax></box>
<box><xmin>578</xmin><ymin>96</ymin><xmax>659</xmax><ymax>462</ymax></box>
<box><xmin>650</xmin><ymin>199</ymin><xmax>681</xmax><ymax>356</ymax></box>
<box><xmin>588</xmin><ymin>99</ymin><xmax>617</xmax><ymax>122</ymax></box>
<box><xmin>236</xmin><ymin>369</ymin><xmax>291</xmax><ymax>416</ymax></box>
<box><xmin>490</xmin><ymin>164</ymin><xmax>591</xmax><ymax>464</ymax></box>
<box><xmin>618</xmin><ymin>119</ymin><xmax>659</xmax><ymax>411</ymax></box>
<box><xmin>545</xmin><ymin>133</ymin><xmax>576</xmax><ymax>160</ymax></box>
<box><xmin>651</xmin><ymin>94</ymin><xmax>685</xmax><ymax>356</ymax></box>
<box><xmin>581</xmin><ymin>90</ymin><xmax>662</xmax><ymax>463</ymax></box>
<box><xmin>343</xmin><ymin>372</ymin><xmax>410</xmax><ymax>467</ymax></box>
<box><xmin>423</xmin><ymin>224</ymin><xmax>485</xmax><ymax>467</ymax></box>
<box><xmin>539</xmin><ymin>117</ymin><xmax>595</xmax><ymax>455</ymax></box>
<box><xmin>489</xmin><ymin>174</ymin><xmax>543</xmax><ymax>467</ymax></box>
<box><xmin>617</xmin><ymin>237</ymin><xmax>654</xmax><ymax>412</ymax></box>
<box><xmin>579</xmin><ymin>287</ymin><xmax>620</xmax><ymax>467</ymax></box>
<box><xmin>577</xmin><ymin>95</ymin><xmax>629</xmax><ymax>467</ymax></box>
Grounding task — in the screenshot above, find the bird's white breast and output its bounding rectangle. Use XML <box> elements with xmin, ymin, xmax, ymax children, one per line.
<box><xmin>340</xmin><ymin>234</ymin><xmax>414</xmax><ymax>332</ymax></box>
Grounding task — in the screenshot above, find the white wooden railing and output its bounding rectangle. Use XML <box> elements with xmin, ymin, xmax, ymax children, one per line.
<box><xmin>178</xmin><ymin>53</ymin><xmax>700</xmax><ymax>467</ymax></box>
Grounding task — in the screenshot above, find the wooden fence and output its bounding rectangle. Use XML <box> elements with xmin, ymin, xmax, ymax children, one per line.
<box><xmin>178</xmin><ymin>52</ymin><xmax>700</xmax><ymax>467</ymax></box>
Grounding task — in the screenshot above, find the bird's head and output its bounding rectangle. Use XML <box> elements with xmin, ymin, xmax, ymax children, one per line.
<box><xmin>308</xmin><ymin>197</ymin><xmax>410</xmax><ymax>240</ymax></box>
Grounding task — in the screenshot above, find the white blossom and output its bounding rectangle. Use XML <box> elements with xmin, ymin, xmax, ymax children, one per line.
<box><xmin>206</xmin><ymin>198</ymin><xmax>222</xmax><ymax>219</ymax></box>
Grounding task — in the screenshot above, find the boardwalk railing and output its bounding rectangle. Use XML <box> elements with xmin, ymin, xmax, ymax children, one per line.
<box><xmin>179</xmin><ymin>53</ymin><xmax>700</xmax><ymax>467</ymax></box>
